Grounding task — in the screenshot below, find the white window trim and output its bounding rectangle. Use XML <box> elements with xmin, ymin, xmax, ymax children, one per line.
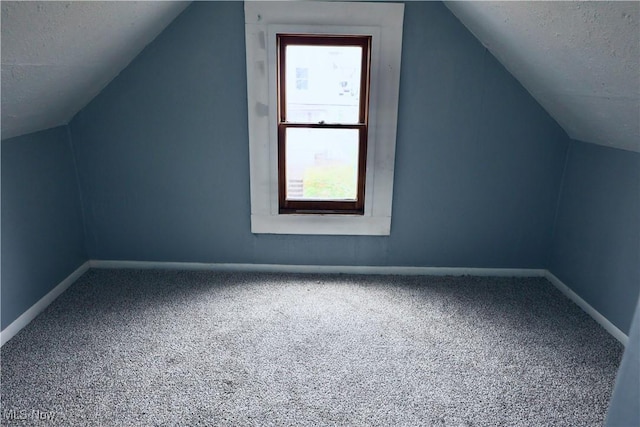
<box><xmin>244</xmin><ymin>1</ymin><xmax>404</xmax><ymax>235</ymax></box>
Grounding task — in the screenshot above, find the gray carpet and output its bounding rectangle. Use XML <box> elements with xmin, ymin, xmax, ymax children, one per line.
<box><xmin>1</xmin><ymin>269</ymin><xmax>624</xmax><ymax>426</ymax></box>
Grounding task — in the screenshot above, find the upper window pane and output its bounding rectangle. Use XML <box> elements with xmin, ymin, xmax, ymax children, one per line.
<box><xmin>285</xmin><ymin>45</ymin><xmax>363</xmax><ymax>124</ymax></box>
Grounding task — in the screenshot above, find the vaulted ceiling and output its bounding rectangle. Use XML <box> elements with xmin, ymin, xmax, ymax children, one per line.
<box><xmin>445</xmin><ymin>1</ymin><xmax>639</xmax><ymax>153</ymax></box>
<box><xmin>1</xmin><ymin>1</ymin><xmax>190</xmax><ymax>140</ymax></box>
<box><xmin>2</xmin><ymin>1</ymin><xmax>639</xmax><ymax>153</ymax></box>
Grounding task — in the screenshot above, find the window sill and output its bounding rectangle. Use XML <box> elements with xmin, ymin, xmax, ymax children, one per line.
<box><xmin>251</xmin><ymin>214</ymin><xmax>391</xmax><ymax>236</ymax></box>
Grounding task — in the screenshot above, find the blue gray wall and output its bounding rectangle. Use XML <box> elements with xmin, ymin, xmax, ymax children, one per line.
<box><xmin>70</xmin><ymin>1</ymin><xmax>569</xmax><ymax>268</ymax></box>
<box><xmin>5</xmin><ymin>2</ymin><xmax>637</xmax><ymax>343</ymax></box>
<box><xmin>2</xmin><ymin>5</ymin><xmax>638</xmax><ymax>408</ymax></box>
<box><xmin>549</xmin><ymin>139</ymin><xmax>640</xmax><ymax>335</ymax></box>
<box><xmin>1</xmin><ymin>126</ymin><xmax>86</xmax><ymax>329</ymax></box>
<box><xmin>606</xmin><ymin>296</ymin><xmax>640</xmax><ymax>426</ymax></box>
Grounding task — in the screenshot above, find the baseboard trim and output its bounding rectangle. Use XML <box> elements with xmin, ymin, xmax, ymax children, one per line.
<box><xmin>1</xmin><ymin>261</ymin><xmax>90</xmax><ymax>347</ymax></box>
<box><xmin>92</xmin><ymin>261</ymin><xmax>627</xmax><ymax>345</ymax></box>
<box><xmin>544</xmin><ymin>271</ymin><xmax>628</xmax><ymax>346</ymax></box>
<box><xmin>2</xmin><ymin>260</ymin><xmax>626</xmax><ymax>348</ymax></box>
<box><xmin>89</xmin><ymin>260</ymin><xmax>546</xmax><ymax>277</ymax></box>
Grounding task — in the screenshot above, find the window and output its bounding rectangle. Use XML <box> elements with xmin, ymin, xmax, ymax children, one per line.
<box><xmin>295</xmin><ymin>67</ymin><xmax>308</xmax><ymax>91</ymax></box>
<box><xmin>244</xmin><ymin>1</ymin><xmax>404</xmax><ymax>235</ymax></box>
<box><xmin>278</xmin><ymin>35</ymin><xmax>371</xmax><ymax>215</ymax></box>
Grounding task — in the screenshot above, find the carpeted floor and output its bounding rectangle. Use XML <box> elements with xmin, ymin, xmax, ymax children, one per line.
<box><xmin>1</xmin><ymin>269</ymin><xmax>624</xmax><ymax>426</ymax></box>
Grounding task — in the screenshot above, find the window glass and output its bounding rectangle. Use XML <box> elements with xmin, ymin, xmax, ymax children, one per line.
<box><xmin>285</xmin><ymin>128</ymin><xmax>360</xmax><ymax>201</ymax></box>
<box><xmin>285</xmin><ymin>45</ymin><xmax>363</xmax><ymax>124</ymax></box>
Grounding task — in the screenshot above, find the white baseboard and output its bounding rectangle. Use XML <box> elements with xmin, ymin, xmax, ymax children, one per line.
<box><xmin>89</xmin><ymin>260</ymin><xmax>546</xmax><ymax>278</ymax></box>
<box><xmin>91</xmin><ymin>261</ymin><xmax>628</xmax><ymax>346</ymax></box>
<box><xmin>544</xmin><ymin>271</ymin><xmax>628</xmax><ymax>346</ymax></box>
<box><xmin>2</xmin><ymin>260</ymin><xmax>627</xmax><ymax>348</ymax></box>
<box><xmin>1</xmin><ymin>261</ymin><xmax>90</xmax><ymax>347</ymax></box>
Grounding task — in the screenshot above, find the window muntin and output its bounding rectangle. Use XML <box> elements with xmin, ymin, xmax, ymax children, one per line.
<box><xmin>277</xmin><ymin>34</ymin><xmax>371</xmax><ymax>214</ymax></box>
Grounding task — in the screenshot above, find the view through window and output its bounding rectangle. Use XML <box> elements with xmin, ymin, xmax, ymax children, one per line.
<box><xmin>277</xmin><ymin>35</ymin><xmax>371</xmax><ymax>214</ymax></box>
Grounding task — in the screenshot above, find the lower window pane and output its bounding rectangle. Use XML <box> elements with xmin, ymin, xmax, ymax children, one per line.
<box><xmin>285</xmin><ymin>128</ymin><xmax>359</xmax><ymax>201</ymax></box>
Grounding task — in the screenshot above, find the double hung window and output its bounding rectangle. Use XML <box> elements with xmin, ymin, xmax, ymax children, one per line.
<box><xmin>277</xmin><ymin>35</ymin><xmax>371</xmax><ymax>214</ymax></box>
<box><xmin>244</xmin><ymin>1</ymin><xmax>404</xmax><ymax>235</ymax></box>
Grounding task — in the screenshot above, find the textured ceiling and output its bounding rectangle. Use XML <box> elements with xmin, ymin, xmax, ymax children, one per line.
<box><xmin>2</xmin><ymin>1</ymin><xmax>639</xmax><ymax>152</ymax></box>
<box><xmin>445</xmin><ymin>1</ymin><xmax>640</xmax><ymax>153</ymax></box>
<box><xmin>1</xmin><ymin>1</ymin><xmax>190</xmax><ymax>140</ymax></box>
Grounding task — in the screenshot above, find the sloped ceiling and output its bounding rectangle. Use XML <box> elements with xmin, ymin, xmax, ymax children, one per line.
<box><xmin>1</xmin><ymin>1</ymin><xmax>639</xmax><ymax>153</ymax></box>
<box><xmin>445</xmin><ymin>1</ymin><xmax>640</xmax><ymax>153</ymax></box>
<box><xmin>1</xmin><ymin>1</ymin><xmax>190</xmax><ymax>140</ymax></box>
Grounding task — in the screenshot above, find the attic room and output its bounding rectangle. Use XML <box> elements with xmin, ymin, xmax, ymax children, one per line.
<box><xmin>1</xmin><ymin>1</ymin><xmax>638</xmax><ymax>425</ymax></box>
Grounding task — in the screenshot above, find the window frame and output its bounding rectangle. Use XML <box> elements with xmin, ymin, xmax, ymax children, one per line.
<box><xmin>277</xmin><ymin>34</ymin><xmax>372</xmax><ymax>215</ymax></box>
<box><xmin>244</xmin><ymin>1</ymin><xmax>404</xmax><ymax>236</ymax></box>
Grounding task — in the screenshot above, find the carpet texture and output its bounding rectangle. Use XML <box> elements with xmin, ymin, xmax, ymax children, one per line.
<box><xmin>1</xmin><ymin>270</ymin><xmax>624</xmax><ymax>426</ymax></box>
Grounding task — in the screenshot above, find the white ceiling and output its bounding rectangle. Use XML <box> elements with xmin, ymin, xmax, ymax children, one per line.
<box><xmin>1</xmin><ymin>1</ymin><xmax>639</xmax><ymax>153</ymax></box>
<box><xmin>445</xmin><ymin>1</ymin><xmax>640</xmax><ymax>153</ymax></box>
<box><xmin>1</xmin><ymin>1</ymin><xmax>190</xmax><ymax>140</ymax></box>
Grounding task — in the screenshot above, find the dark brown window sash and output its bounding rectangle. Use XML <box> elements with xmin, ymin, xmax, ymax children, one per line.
<box><xmin>277</xmin><ymin>34</ymin><xmax>372</xmax><ymax>215</ymax></box>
